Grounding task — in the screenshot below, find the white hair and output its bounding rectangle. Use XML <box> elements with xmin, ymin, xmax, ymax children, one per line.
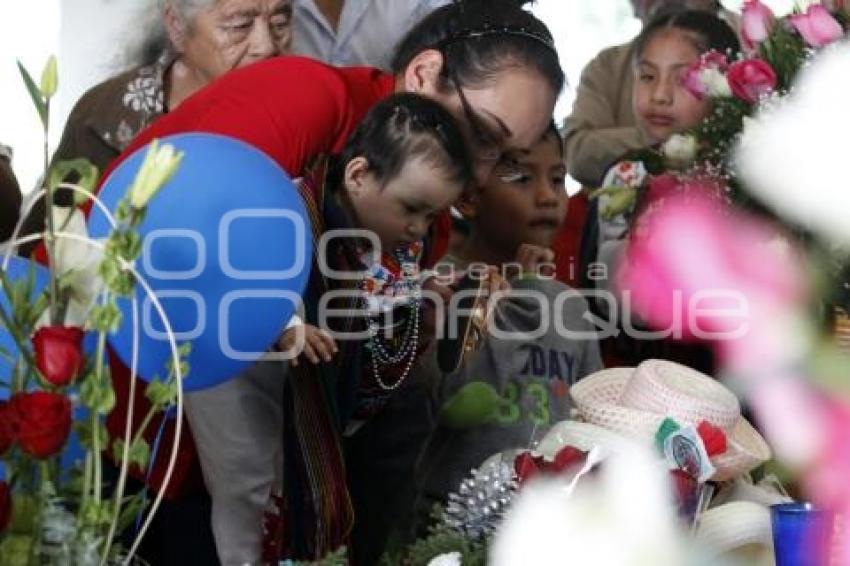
<box><xmin>125</xmin><ymin>0</ymin><xmax>218</xmax><ymax>66</ymax></box>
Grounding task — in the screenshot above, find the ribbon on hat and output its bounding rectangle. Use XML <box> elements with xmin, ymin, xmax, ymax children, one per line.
<box><xmin>655</xmin><ymin>418</ymin><xmax>727</xmax><ymax>483</ymax></box>
<box><xmin>515</xmin><ymin>446</ymin><xmax>588</xmax><ymax>484</ymax></box>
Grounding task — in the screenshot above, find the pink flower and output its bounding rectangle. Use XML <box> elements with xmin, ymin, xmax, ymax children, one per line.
<box><xmin>727</xmin><ymin>58</ymin><xmax>778</xmax><ymax>103</ymax></box>
<box><xmin>618</xmin><ymin>194</ymin><xmax>806</xmax><ymax>349</ymax></box>
<box><xmin>682</xmin><ymin>61</ymin><xmax>708</xmax><ymax>99</ymax></box>
<box><xmin>741</xmin><ymin>0</ymin><xmax>776</xmax><ymax>49</ymax></box>
<box><xmin>701</xmin><ymin>50</ymin><xmax>730</xmax><ymax>71</ymax></box>
<box><xmin>681</xmin><ymin>51</ymin><xmax>730</xmax><ymax>100</ymax></box>
<box><xmin>790</xmin><ymin>5</ymin><xmax>844</xmax><ymax>48</ymax></box>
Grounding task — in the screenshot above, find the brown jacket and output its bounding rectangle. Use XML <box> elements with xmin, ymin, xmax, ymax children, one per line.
<box><xmin>20</xmin><ymin>56</ymin><xmax>168</xmax><ymax>252</ymax></box>
<box><xmin>563</xmin><ymin>41</ymin><xmax>648</xmax><ymax>187</ymax></box>
<box><xmin>1</xmin><ymin>145</ymin><xmax>22</xmax><ymax>242</ymax></box>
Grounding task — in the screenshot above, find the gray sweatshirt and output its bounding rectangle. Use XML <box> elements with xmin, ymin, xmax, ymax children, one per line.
<box><xmin>416</xmin><ymin>269</ymin><xmax>603</xmax><ymax>501</ymax></box>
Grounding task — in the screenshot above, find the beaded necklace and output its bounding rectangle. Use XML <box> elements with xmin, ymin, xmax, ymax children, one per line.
<box><xmin>358</xmin><ymin>241</ymin><xmax>424</xmax><ymax>391</ymax></box>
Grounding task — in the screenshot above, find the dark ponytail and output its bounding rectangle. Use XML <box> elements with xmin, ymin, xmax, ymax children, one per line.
<box><xmin>390</xmin><ymin>0</ymin><xmax>564</xmax><ymax>94</ymax></box>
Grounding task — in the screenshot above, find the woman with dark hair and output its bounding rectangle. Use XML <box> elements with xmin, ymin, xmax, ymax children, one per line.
<box><xmin>93</xmin><ymin>1</ymin><xmax>564</xmax><ymax>562</ymax></box>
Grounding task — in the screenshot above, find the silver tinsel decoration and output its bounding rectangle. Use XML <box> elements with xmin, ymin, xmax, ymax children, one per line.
<box><xmin>442</xmin><ymin>460</ymin><xmax>518</xmax><ymax>542</ymax></box>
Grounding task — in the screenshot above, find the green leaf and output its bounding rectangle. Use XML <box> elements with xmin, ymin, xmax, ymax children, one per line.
<box><xmin>79</xmin><ymin>373</ymin><xmax>117</xmax><ymax>414</ymax></box>
<box><xmin>79</xmin><ymin>500</ymin><xmax>112</xmax><ymax>527</ymax></box>
<box><xmin>8</xmin><ymin>493</ymin><xmax>39</xmax><ymax>534</ymax></box>
<box><xmin>129</xmin><ymin>438</ymin><xmax>150</xmax><ymax>469</ymax></box>
<box><xmin>39</xmin><ymin>55</ymin><xmax>58</xmax><ymax>99</ymax></box>
<box><xmin>47</xmin><ymin>158</ymin><xmax>100</xmax><ymax>201</ymax></box>
<box><xmin>116</xmin><ymin>492</ymin><xmax>148</xmax><ymax>533</ymax></box>
<box><xmin>75</xmin><ymin>419</ymin><xmax>108</xmax><ymax>450</ymax></box>
<box><xmin>145</xmin><ymin>379</ymin><xmax>177</xmax><ymax>408</ymax></box>
<box><xmin>16</xmin><ymin>60</ymin><xmax>47</xmax><ymax>128</ymax></box>
<box><xmin>112</xmin><ymin>437</ymin><xmax>150</xmax><ymax>469</ymax></box>
<box><xmin>89</xmin><ymin>303</ymin><xmax>122</xmax><ymax>333</ymax></box>
<box><xmin>0</xmin><ymin>535</ymin><xmax>33</xmax><ymax>566</ymax></box>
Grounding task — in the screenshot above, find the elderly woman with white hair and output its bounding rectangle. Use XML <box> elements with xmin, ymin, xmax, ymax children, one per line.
<box><xmin>50</xmin><ymin>0</ymin><xmax>293</xmax><ymax>174</ymax></box>
<box><xmin>21</xmin><ymin>0</ymin><xmax>292</xmax><ymax>246</ymax></box>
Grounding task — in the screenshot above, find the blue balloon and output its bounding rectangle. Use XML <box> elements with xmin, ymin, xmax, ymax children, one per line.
<box><xmin>0</xmin><ymin>256</ymin><xmax>51</xmax><ymax>386</ymax></box>
<box><xmin>88</xmin><ymin>134</ymin><xmax>312</xmax><ymax>390</ymax></box>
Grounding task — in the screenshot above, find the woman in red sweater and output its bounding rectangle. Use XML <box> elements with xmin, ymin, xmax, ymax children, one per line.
<box><xmin>98</xmin><ymin>0</ymin><xmax>564</xmax><ymax>562</ymax></box>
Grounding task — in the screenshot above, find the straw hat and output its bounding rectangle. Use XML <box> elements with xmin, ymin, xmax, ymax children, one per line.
<box><xmin>695</xmin><ymin>501</ymin><xmax>774</xmax><ymax>563</ymax></box>
<box><xmin>570</xmin><ymin>359</ymin><xmax>771</xmax><ymax>481</ymax></box>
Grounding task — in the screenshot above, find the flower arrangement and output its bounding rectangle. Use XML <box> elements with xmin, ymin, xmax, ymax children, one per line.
<box><xmin>397</xmin><ymin>5</ymin><xmax>850</xmax><ymax>564</ymax></box>
<box><xmin>1</xmin><ymin>57</ymin><xmax>187</xmax><ymax>565</ymax></box>
<box><xmin>596</xmin><ymin>1</ymin><xmax>847</xmax><ymax>219</ymax></box>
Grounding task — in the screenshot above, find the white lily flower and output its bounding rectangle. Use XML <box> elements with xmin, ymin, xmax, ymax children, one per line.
<box><xmin>490</xmin><ymin>443</ymin><xmax>693</xmax><ymax>566</ymax></box>
<box><xmin>49</xmin><ymin>206</ymin><xmax>104</xmax><ymax>326</ymax></box>
<box><xmin>736</xmin><ymin>42</ymin><xmax>850</xmax><ymax>244</ymax></box>
<box><xmin>128</xmin><ymin>139</ymin><xmax>184</xmax><ymax>209</ymax></box>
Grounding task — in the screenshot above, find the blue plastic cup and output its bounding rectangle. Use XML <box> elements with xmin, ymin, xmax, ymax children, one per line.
<box><xmin>771</xmin><ymin>502</ymin><xmax>835</xmax><ymax>566</ymax></box>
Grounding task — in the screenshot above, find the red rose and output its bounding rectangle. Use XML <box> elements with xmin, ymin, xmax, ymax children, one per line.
<box><xmin>0</xmin><ymin>480</ymin><xmax>9</xmax><ymax>532</ymax></box>
<box><xmin>9</xmin><ymin>392</ymin><xmax>72</xmax><ymax>458</ymax></box>
<box><xmin>727</xmin><ymin>59</ymin><xmax>777</xmax><ymax>104</ymax></box>
<box><xmin>0</xmin><ymin>401</ymin><xmax>14</xmax><ymax>454</ymax></box>
<box><xmin>33</xmin><ymin>326</ymin><xmax>85</xmax><ymax>387</ymax></box>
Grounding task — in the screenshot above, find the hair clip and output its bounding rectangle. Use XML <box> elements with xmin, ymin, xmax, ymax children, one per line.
<box><xmin>437</xmin><ymin>25</ymin><xmax>557</xmax><ymax>53</ymax></box>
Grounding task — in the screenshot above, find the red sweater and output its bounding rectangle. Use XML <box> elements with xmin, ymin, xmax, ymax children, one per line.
<box><xmin>102</xmin><ymin>56</ymin><xmax>396</xmax><ymax>182</ymax></box>
<box><xmin>99</xmin><ymin>56</ymin><xmax>401</xmax><ymax>496</ymax></box>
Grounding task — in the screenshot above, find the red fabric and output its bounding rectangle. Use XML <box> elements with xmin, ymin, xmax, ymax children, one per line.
<box><xmin>93</xmin><ymin>57</ymin><xmax>396</xmax><ymax>497</ymax></box>
<box><xmin>97</xmin><ymin>57</ymin><xmax>395</xmax><ymax>192</ymax></box>
<box><xmin>552</xmin><ymin>190</ymin><xmax>590</xmax><ymax>287</ymax></box>
<box><xmin>425</xmin><ymin>211</ymin><xmax>451</xmax><ymax>268</ymax></box>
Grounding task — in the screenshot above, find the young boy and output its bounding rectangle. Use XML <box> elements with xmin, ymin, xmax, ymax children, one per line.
<box><xmin>415</xmin><ymin>124</ymin><xmax>604</xmax><ymax>509</ymax></box>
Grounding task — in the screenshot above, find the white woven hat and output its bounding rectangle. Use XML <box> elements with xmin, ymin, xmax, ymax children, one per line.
<box><xmin>570</xmin><ymin>359</ymin><xmax>771</xmax><ymax>481</ymax></box>
<box><xmin>695</xmin><ymin>501</ymin><xmax>774</xmax><ymax>563</ymax></box>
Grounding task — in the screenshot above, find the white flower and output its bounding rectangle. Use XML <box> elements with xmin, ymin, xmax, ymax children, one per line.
<box><xmin>48</xmin><ymin>206</ymin><xmax>104</xmax><ymax>326</ymax></box>
<box><xmin>128</xmin><ymin>139</ymin><xmax>184</xmax><ymax>209</ymax></box>
<box><xmin>735</xmin><ymin>42</ymin><xmax>850</xmax><ymax>244</ymax></box>
<box><xmin>490</xmin><ymin>443</ymin><xmax>693</xmax><ymax>566</ymax></box>
<box><xmin>427</xmin><ymin>551</ymin><xmax>463</xmax><ymax>566</ymax></box>
<box><xmin>700</xmin><ymin>67</ymin><xmax>732</xmax><ymax>98</ymax></box>
<box><xmin>662</xmin><ymin>134</ymin><xmax>698</xmax><ymax>167</ymax></box>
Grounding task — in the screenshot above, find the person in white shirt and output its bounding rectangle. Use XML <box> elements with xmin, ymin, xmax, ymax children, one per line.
<box><xmin>292</xmin><ymin>0</ymin><xmax>450</xmax><ymax>69</ymax></box>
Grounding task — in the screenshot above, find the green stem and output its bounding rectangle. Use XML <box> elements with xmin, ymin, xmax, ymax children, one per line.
<box><xmin>41</xmin><ymin>101</ymin><xmax>61</xmax><ymax>326</ymax></box>
<box><xmin>26</xmin><ymin>462</ymin><xmax>52</xmax><ymax>566</ymax></box>
<box><xmin>92</xmin><ymin>331</ymin><xmax>107</xmax><ymax>508</ymax></box>
<box><xmin>129</xmin><ymin>405</ymin><xmax>160</xmax><ymax>450</ymax></box>
<box><xmin>0</xmin><ymin>275</ymin><xmax>38</xmax><ymax>374</ymax></box>
<box><xmin>79</xmin><ymin>450</ymin><xmax>93</xmax><ymax>522</ymax></box>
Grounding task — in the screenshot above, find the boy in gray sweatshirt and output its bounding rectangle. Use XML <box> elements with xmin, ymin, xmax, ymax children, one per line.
<box><xmin>416</xmin><ymin>124</ymin><xmax>604</xmax><ymax>507</ymax></box>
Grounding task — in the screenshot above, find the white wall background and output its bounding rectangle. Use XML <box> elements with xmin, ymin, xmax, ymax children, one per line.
<box><xmin>1</xmin><ymin>0</ymin><xmax>806</xmax><ymax>194</ymax></box>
